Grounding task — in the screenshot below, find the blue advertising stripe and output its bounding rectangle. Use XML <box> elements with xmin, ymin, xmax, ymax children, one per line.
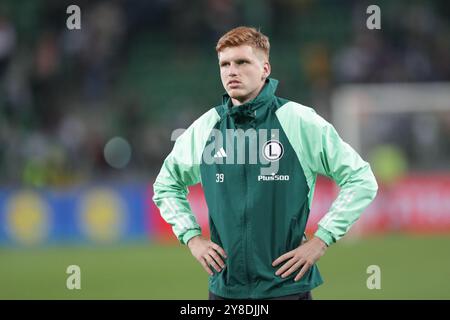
<box><xmin>48</xmin><ymin>188</ymin><xmax>79</xmax><ymax>244</ymax></box>
<box><xmin>0</xmin><ymin>189</ymin><xmax>12</xmax><ymax>244</ymax></box>
<box><xmin>0</xmin><ymin>184</ymin><xmax>150</xmax><ymax>246</ymax></box>
<box><xmin>0</xmin><ymin>189</ymin><xmax>52</xmax><ymax>246</ymax></box>
<box><xmin>116</xmin><ymin>184</ymin><xmax>149</xmax><ymax>239</ymax></box>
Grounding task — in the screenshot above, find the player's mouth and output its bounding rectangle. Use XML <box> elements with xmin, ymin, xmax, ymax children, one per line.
<box><xmin>228</xmin><ymin>80</ymin><xmax>241</xmax><ymax>88</ymax></box>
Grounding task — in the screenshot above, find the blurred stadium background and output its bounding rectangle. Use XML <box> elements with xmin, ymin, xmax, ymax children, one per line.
<box><xmin>0</xmin><ymin>0</ymin><xmax>449</xmax><ymax>299</ymax></box>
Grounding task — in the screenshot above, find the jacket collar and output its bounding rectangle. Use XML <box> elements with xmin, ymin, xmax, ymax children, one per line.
<box><xmin>220</xmin><ymin>78</ymin><xmax>278</xmax><ymax>127</ymax></box>
<box><xmin>221</xmin><ymin>78</ymin><xmax>279</xmax><ymax>110</ymax></box>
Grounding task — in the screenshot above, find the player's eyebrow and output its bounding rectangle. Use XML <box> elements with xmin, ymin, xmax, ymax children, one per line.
<box><xmin>219</xmin><ymin>57</ymin><xmax>251</xmax><ymax>66</ymax></box>
<box><xmin>236</xmin><ymin>58</ymin><xmax>251</xmax><ymax>64</ymax></box>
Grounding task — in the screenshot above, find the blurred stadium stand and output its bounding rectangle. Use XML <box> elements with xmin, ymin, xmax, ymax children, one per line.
<box><xmin>0</xmin><ymin>0</ymin><xmax>450</xmax><ymax>246</ymax></box>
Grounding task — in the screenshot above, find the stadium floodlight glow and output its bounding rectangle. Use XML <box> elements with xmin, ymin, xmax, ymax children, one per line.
<box><xmin>104</xmin><ymin>136</ymin><xmax>132</xmax><ymax>169</ymax></box>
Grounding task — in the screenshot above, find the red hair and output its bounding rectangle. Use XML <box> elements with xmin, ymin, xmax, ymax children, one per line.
<box><xmin>216</xmin><ymin>26</ymin><xmax>270</xmax><ymax>59</ymax></box>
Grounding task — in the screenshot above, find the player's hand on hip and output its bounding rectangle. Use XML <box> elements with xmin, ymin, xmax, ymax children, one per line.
<box><xmin>187</xmin><ymin>235</ymin><xmax>227</xmax><ymax>276</ymax></box>
<box><xmin>272</xmin><ymin>236</ymin><xmax>328</xmax><ymax>282</ymax></box>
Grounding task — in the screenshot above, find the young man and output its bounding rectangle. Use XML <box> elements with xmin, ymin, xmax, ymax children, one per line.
<box><xmin>153</xmin><ymin>26</ymin><xmax>378</xmax><ymax>300</ymax></box>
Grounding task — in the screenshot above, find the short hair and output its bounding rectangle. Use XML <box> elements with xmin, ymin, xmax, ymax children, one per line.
<box><xmin>216</xmin><ymin>26</ymin><xmax>270</xmax><ymax>59</ymax></box>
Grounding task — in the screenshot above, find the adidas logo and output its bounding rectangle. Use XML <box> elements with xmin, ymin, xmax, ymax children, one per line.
<box><xmin>213</xmin><ymin>147</ymin><xmax>227</xmax><ymax>158</ymax></box>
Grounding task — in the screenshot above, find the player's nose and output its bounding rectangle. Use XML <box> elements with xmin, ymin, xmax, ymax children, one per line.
<box><xmin>228</xmin><ymin>63</ymin><xmax>238</xmax><ymax>76</ymax></box>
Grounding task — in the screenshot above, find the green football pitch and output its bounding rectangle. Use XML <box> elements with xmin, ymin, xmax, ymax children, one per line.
<box><xmin>0</xmin><ymin>234</ymin><xmax>449</xmax><ymax>299</ymax></box>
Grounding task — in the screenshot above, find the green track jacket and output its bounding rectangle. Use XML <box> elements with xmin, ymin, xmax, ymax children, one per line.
<box><xmin>153</xmin><ymin>78</ymin><xmax>378</xmax><ymax>299</ymax></box>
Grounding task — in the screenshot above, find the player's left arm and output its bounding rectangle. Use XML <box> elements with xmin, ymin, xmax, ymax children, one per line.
<box><xmin>273</xmin><ymin>107</ymin><xmax>378</xmax><ymax>280</ymax></box>
<box><xmin>312</xmin><ymin>119</ymin><xmax>379</xmax><ymax>246</ymax></box>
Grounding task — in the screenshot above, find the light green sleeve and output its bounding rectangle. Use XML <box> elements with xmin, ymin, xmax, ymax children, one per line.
<box><xmin>152</xmin><ymin>108</ymin><xmax>220</xmax><ymax>245</ymax></box>
<box><xmin>276</xmin><ymin>102</ymin><xmax>378</xmax><ymax>246</ymax></box>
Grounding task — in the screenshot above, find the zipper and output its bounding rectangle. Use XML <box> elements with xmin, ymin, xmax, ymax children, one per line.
<box><xmin>242</xmin><ymin>133</ymin><xmax>252</xmax><ymax>297</ymax></box>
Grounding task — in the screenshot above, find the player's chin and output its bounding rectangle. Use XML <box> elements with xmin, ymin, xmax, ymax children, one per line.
<box><xmin>228</xmin><ymin>88</ymin><xmax>248</xmax><ymax>99</ymax></box>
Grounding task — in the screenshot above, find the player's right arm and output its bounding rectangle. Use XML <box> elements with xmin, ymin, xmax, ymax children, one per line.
<box><xmin>187</xmin><ymin>235</ymin><xmax>227</xmax><ymax>275</ymax></box>
<box><xmin>152</xmin><ymin>108</ymin><xmax>227</xmax><ymax>274</ymax></box>
<box><xmin>152</xmin><ymin>130</ymin><xmax>202</xmax><ymax>245</ymax></box>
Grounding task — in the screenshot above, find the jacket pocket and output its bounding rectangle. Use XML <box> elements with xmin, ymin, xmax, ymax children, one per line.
<box><xmin>209</xmin><ymin>218</ymin><xmax>223</xmax><ymax>248</ymax></box>
<box><xmin>285</xmin><ymin>217</ymin><xmax>300</xmax><ymax>251</ymax></box>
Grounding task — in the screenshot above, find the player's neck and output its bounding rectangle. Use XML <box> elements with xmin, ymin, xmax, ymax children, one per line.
<box><xmin>231</xmin><ymin>82</ymin><xmax>266</xmax><ymax>107</ymax></box>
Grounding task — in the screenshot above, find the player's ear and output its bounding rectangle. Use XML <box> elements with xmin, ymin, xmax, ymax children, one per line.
<box><xmin>262</xmin><ymin>61</ymin><xmax>271</xmax><ymax>80</ymax></box>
